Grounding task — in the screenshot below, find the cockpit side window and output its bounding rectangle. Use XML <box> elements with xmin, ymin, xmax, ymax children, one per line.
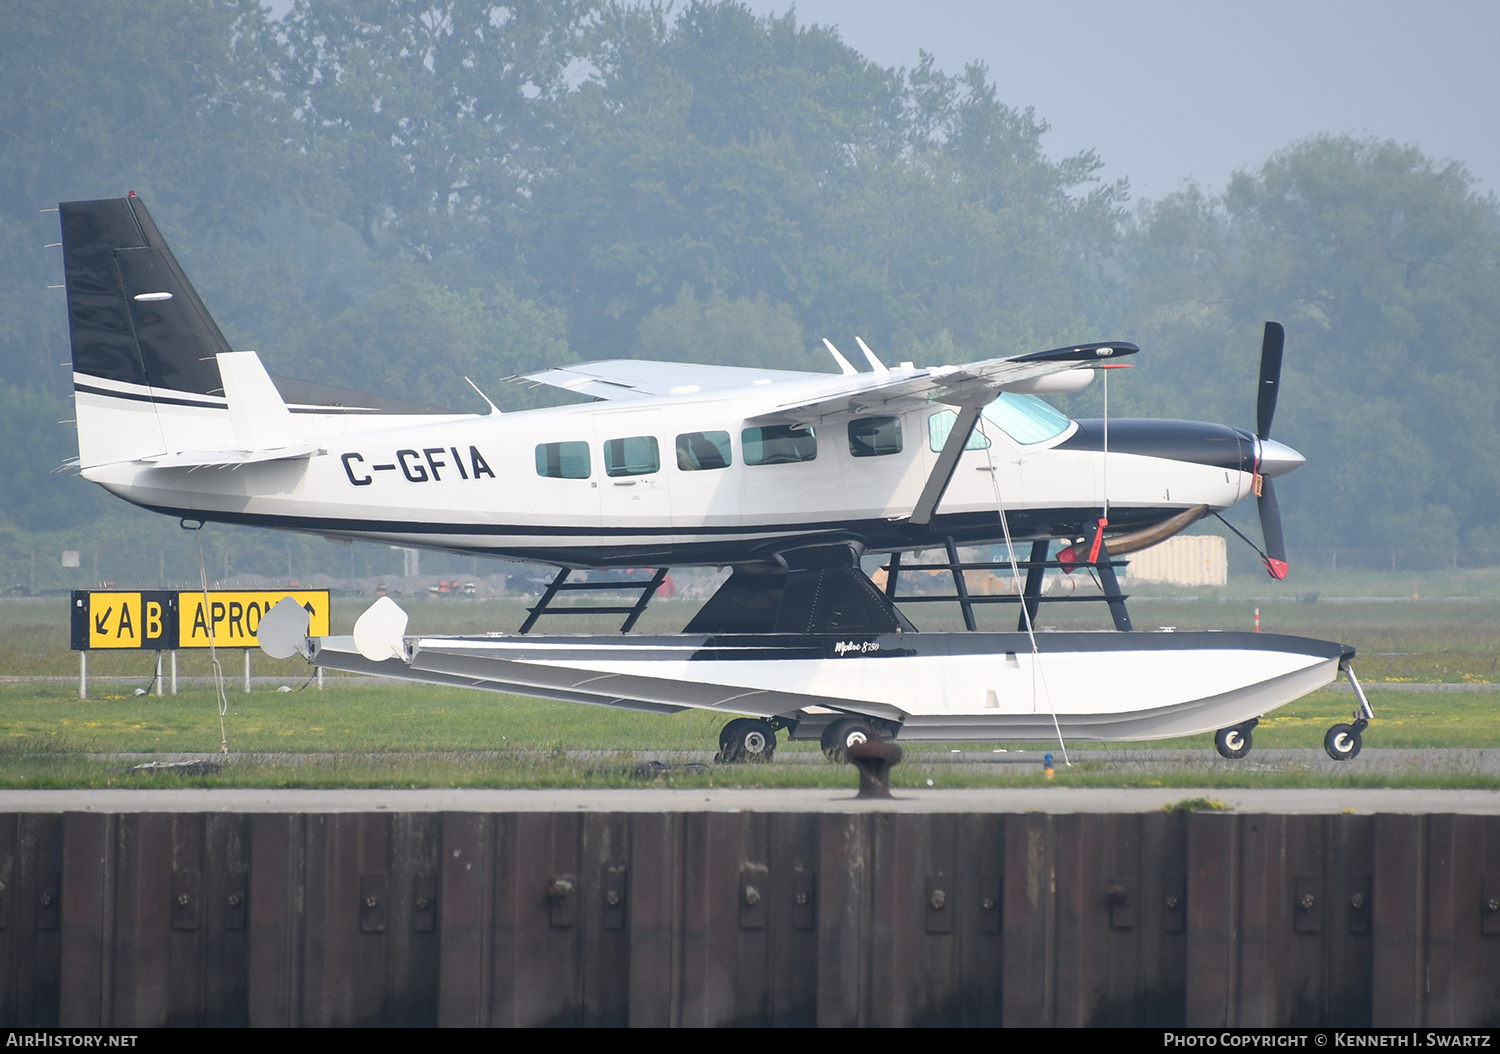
<box><xmin>927</xmin><ymin>411</ymin><xmax>991</xmax><ymax>452</ymax></box>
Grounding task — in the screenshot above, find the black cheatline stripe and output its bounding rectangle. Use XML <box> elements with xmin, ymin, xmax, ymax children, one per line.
<box><xmin>132</xmin><ymin>502</ymin><xmax>1178</xmax><ymax>542</ymax></box>
<box><xmin>75</xmin><ymin>381</ymin><xmax>226</xmax><ymax>410</ymax></box>
<box><xmin>77</xmin><ymin>381</ymin><xmax>427</xmax><ymax>417</ymax></box>
<box><xmin>137</xmin><ymin>503</ymin><xmax>861</xmax><ymax>538</ymax></box>
<box><xmin>418</xmin><ymin>628</ymin><xmax>1345</xmax><ymax>660</ymax></box>
<box><xmin>287</xmin><ymin>406</ymin><xmax>386</xmax><ymax>415</ymax></box>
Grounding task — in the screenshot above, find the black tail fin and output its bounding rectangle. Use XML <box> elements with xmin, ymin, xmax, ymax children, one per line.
<box><xmin>59</xmin><ymin>194</ymin><xmax>229</xmax><ymax>397</ymax></box>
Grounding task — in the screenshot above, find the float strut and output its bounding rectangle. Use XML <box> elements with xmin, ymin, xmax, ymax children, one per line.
<box><xmin>519</xmin><ymin>568</ymin><xmax>571</xmax><ymax>635</ymax></box>
<box><xmin>884</xmin><ymin>551</ymin><xmax>902</xmax><ymax>599</ymax></box>
<box><xmin>619</xmin><ymin>568</ymin><xmax>670</xmax><ymax>633</ymax></box>
<box><xmin>1095</xmin><ymin>545</ymin><xmax>1134</xmax><ymax>632</ymax></box>
<box><xmin>1018</xmin><ymin>539</ymin><xmax>1049</xmax><ymax>631</ymax></box>
<box><xmin>945</xmin><ymin>536</ymin><xmax>977</xmax><ymax>631</ymax></box>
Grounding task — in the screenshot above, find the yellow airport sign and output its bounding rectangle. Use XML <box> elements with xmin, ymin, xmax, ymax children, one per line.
<box><xmin>71</xmin><ymin>590</ymin><xmax>328</xmax><ymax>650</ymax></box>
<box><xmin>177</xmin><ymin>591</ymin><xmax>330</xmax><ymax>648</ymax></box>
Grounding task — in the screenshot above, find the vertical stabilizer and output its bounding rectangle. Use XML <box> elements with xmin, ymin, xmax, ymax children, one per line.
<box><xmin>59</xmin><ymin>194</ymin><xmax>235</xmax><ymax>467</ymax></box>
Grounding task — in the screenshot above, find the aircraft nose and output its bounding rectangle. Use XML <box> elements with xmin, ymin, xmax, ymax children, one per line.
<box><xmin>1257</xmin><ymin>437</ymin><xmax>1305</xmax><ymax>479</ymax></box>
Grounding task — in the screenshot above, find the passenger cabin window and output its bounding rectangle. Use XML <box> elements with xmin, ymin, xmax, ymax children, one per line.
<box><xmin>742</xmin><ymin>424</ymin><xmax>817</xmax><ymax>465</ymax></box>
<box><xmin>536</xmin><ymin>441</ymin><xmax>591</xmax><ymax>479</ymax></box>
<box><xmin>604</xmin><ymin>435</ymin><xmax>661</xmax><ymax>477</ymax></box>
<box><xmin>848</xmin><ymin>416</ymin><xmax>903</xmax><ymax>457</ymax></box>
<box><xmin>676</xmin><ymin>431</ymin><xmax>732</xmax><ymax>471</ymax></box>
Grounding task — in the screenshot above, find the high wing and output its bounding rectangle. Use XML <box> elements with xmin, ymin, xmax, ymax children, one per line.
<box><xmin>747</xmin><ymin>342</ymin><xmax>1137</xmax><ymax>424</ymax></box>
<box><xmin>526</xmin><ymin>342</ymin><xmax>1137</xmax><ymax>419</ymax></box>
<box><xmin>524</xmin><ymin>360</ymin><xmax>826</xmax><ymax>401</ymax></box>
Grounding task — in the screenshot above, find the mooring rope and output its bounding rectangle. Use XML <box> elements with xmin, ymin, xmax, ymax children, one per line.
<box><xmin>977</xmin><ymin>413</ymin><xmax>1070</xmax><ymax>765</ymax></box>
<box><xmin>190</xmin><ymin>524</ymin><xmax>231</xmax><ymax>757</ymax></box>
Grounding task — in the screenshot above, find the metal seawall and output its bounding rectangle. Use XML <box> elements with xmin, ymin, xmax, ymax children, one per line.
<box><xmin>0</xmin><ymin>807</ymin><xmax>1494</xmax><ymax>1026</ymax></box>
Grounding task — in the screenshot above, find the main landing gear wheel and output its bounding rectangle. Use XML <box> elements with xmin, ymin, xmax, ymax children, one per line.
<box><xmin>822</xmin><ymin>718</ymin><xmax>879</xmax><ymax>763</ymax></box>
<box><xmin>1214</xmin><ymin>724</ymin><xmax>1254</xmax><ymax>760</ymax></box>
<box><xmin>1323</xmin><ymin>721</ymin><xmax>1364</xmax><ymax>761</ymax></box>
<box><xmin>718</xmin><ymin>718</ymin><xmax>777</xmax><ymax>763</ymax></box>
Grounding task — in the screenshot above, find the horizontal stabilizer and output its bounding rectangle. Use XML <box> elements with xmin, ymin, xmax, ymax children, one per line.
<box><xmin>140</xmin><ymin>442</ymin><xmax>323</xmax><ymax>469</ymax></box>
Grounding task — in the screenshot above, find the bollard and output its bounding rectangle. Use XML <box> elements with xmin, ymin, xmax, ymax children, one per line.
<box><xmin>847</xmin><ymin>739</ymin><xmax>904</xmax><ymax>799</ymax></box>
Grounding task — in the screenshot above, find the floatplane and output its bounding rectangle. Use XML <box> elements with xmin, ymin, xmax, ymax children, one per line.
<box><xmin>57</xmin><ymin>194</ymin><xmax>1375</xmax><ymax>763</ymax></box>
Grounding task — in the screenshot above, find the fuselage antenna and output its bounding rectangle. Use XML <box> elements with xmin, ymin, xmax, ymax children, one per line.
<box><xmin>465</xmin><ymin>377</ymin><xmax>503</xmax><ymax>415</ymax></box>
<box><xmin>821</xmin><ymin>339</ymin><xmax>859</xmax><ymax>376</ymax></box>
<box><xmin>854</xmin><ymin>337</ymin><xmax>890</xmax><ymax>375</ymax></box>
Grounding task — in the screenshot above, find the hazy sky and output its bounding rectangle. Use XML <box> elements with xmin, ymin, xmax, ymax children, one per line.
<box><xmin>743</xmin><ymin>0</ymin><xmax>1500</xmax><ymax>204</ymax></box>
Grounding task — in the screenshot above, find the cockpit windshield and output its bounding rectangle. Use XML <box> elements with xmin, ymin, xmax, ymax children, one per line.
<box><xmin>980</xmin><ymin>392</ymin><xmax>1072</xmax><ymax>445</ymax></box>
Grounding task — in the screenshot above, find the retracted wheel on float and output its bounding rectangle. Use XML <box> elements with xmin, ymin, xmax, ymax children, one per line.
<box><xmin>1214</xmin><ymin>724</ymin><xmax>1254</xmax><ymax>760</ymax></box>
<box><xmin>822</xmin><ymin>718</ymin><xmax>880</xmax><ymax>763</ymax></box>
<box><xmin>718</xmin><ymin>718</ymin><xmax>777</xmax><ymax>763</ymax></box>
<box><xmin>1323</xmin><ymin>718</ymin><xmax>1365</xmax><ymax>761</ymax></box>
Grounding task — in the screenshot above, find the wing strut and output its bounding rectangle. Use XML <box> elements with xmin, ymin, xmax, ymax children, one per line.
<box><xmin>910</xmin><ymin>404</ymin><xmax>984</xmax><ymax>526</ymax></box>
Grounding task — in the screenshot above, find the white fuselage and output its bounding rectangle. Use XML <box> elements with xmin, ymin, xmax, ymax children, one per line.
<box><xmin>78</xmin><ymin>369</ymin><xmax>1253</xmax><ymax>565</ymax></box>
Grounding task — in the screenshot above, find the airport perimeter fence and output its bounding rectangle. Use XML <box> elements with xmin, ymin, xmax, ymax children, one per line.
<box><xmin>0</xmin><ymin>807</ymin><xmax>1496</xmax><ymax>1027</ymax></box>
<box><xmin>0</xmin><ymin>539</ymin><xmax>507</xmax><ymax>599</ymax></box>
<box><xmin>9</xmin><ymin>545</ymin><xmax>1500</xmax><ymax>599</ymax></box>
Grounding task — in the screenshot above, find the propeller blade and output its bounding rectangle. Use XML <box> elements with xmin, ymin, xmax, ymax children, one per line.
<box><xmin>1258</xmin><ymin>476</ymin><xmax>1289</xmax><ymax>579</ymax></box>
<box><xmin>1256</xmin><ymin>321</ymin><xmax>1284</xmax><ymax>439</ymax></box>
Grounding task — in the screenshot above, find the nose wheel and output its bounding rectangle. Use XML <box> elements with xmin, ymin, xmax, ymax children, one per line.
<box><xmin>1323</xmin><ymin>716</ymin><xmax>1368</xmax><ymax>761</ymax></box>
<box><xmin>1324</xmin><ymin>661</ymin><xmax>1375</xmax><ymax>762</ymax></box>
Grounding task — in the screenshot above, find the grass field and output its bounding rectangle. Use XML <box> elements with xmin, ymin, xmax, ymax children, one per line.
<box><xmin>2</xmin><ymin>582</ymin><xmax>1498</xmax><ymax>790</ymax></box>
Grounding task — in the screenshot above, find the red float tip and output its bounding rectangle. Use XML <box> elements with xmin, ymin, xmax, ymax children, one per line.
<box><xmin>1264</xmin><ymin>557</ymin><xmax>1289</xmax><ymax>580</ymax></box>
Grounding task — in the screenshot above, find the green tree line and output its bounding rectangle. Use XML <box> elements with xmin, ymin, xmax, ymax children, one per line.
<box><xmin>2</xmin><ymin>0</ymin><xmax>1497</xmax><ymax>587</ymax></box>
